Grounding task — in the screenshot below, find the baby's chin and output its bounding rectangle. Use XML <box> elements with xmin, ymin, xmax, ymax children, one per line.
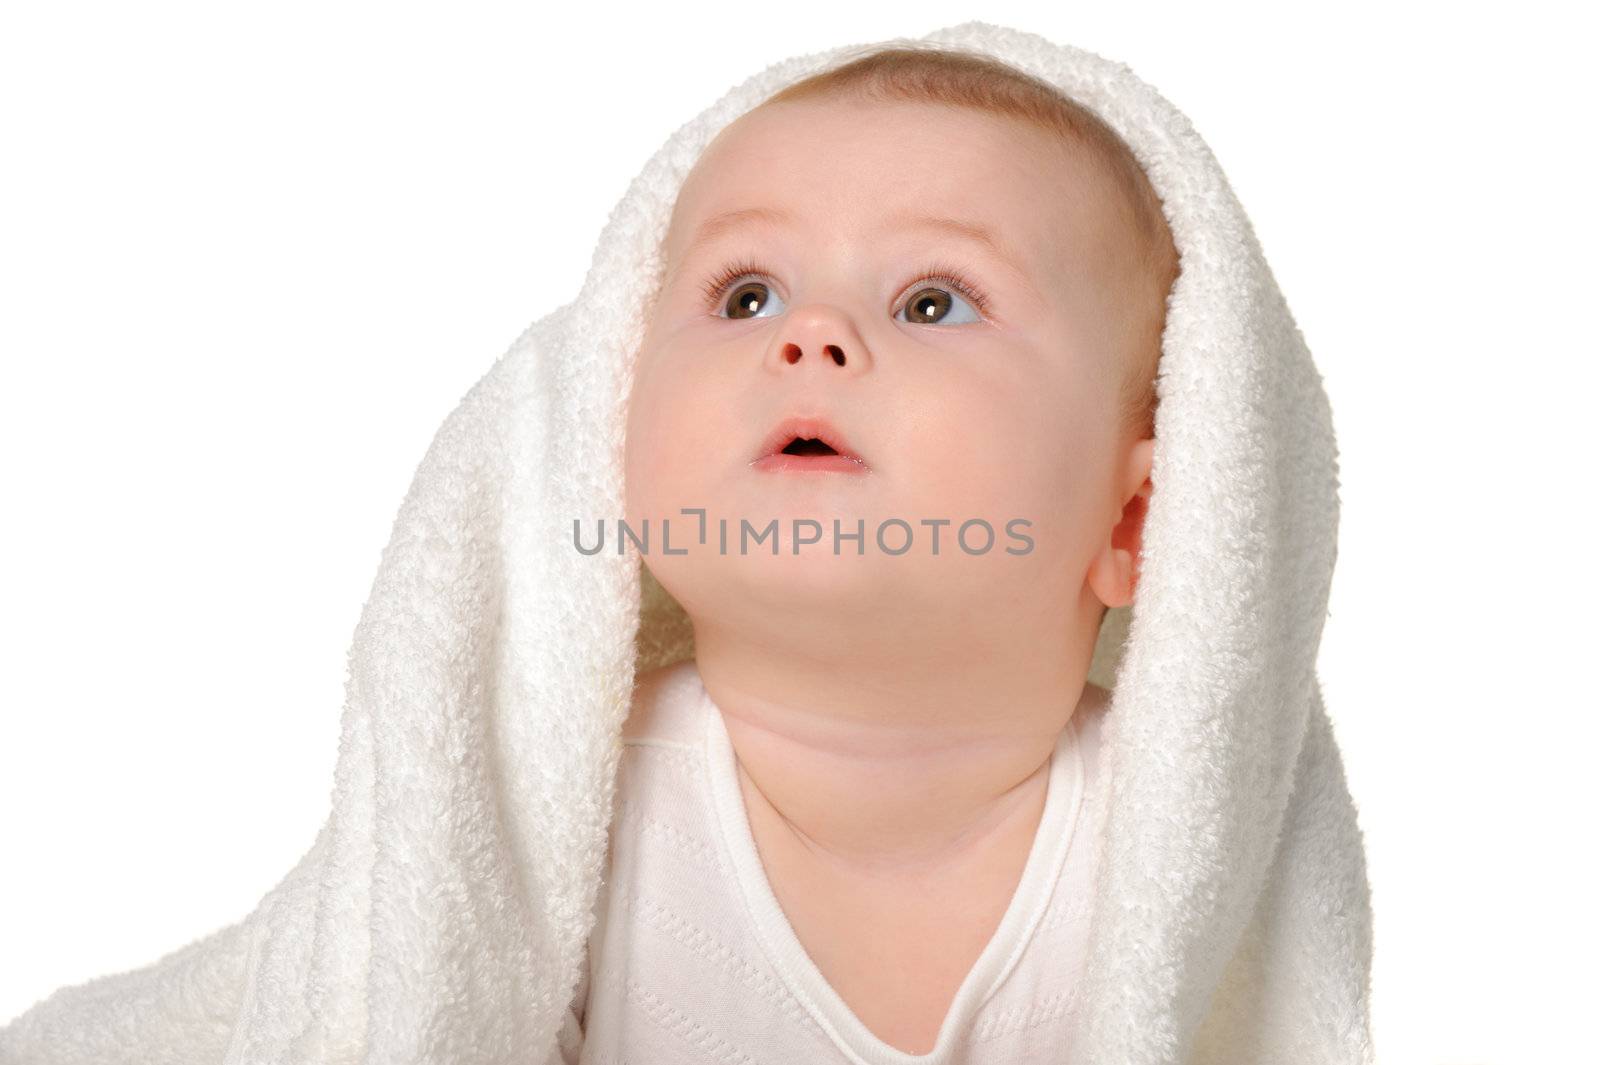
<box><xmin>644</xmin><ymin>520</ymin><xmax>1038</xmax><ymax>644</ymax></box>
<box><xmin>644</xmin><ymin>536</ymin><xmax>908</xmax><ymax>636</ymax></box>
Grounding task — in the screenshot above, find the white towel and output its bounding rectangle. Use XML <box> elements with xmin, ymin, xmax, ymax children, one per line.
<box><xmin>0</xmin><ymin>20</ymin><xmax>1375</xmax><ymax>1065</ymax></box>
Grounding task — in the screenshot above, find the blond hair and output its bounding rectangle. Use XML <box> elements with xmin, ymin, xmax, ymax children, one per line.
<box><xmin>761</xmin><ymin>45</ymin><xmax>1179</xmax><ymax>441</ymax></box>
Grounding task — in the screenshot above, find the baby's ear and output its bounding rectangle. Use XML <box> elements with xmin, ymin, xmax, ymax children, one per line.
<box><xmin>1122</xmin><ymin>436</ymin><xmax>1156</xmax><ymax>504</ymax></box>
<box><xmin>1089</xmin><ymin>438</ymin><xmax>1155</xmax><ymax>609</ymax></box>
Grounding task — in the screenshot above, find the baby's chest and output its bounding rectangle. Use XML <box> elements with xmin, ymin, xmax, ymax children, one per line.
<box><xmin>771</xmin><ymin>870</ymin><xmax>1015</xmax><ymax>1054</ymax></box>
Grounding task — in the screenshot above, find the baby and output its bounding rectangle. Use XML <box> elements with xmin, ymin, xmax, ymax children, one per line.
<box><xmin>587</xmin><ymin>47</ymin><xmax>1180</xmax><ymax>1061</ymax></box>
<box><xmin>0</xmin><ymin>30</ymin><xmax>1372</xmax><ymax>1065</ymax></box>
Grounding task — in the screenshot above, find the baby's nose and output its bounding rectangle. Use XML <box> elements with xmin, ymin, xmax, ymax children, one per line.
<box><xmin>762</xmin><ymin>302</ymin><xmax>872</xmax><ymax>376</ymax></box>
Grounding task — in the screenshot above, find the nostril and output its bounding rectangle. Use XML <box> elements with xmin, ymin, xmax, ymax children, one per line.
<box><xmin>778</xmin><ymin>345</ymin><xmax>846</xmax><ymax>366</ymax></box>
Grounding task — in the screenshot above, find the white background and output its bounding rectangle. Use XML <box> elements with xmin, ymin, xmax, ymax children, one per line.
<box><xmin>2</xmin><ymin>4</ymin><xmax>1593</xmax><ymax>1062</ymax></box>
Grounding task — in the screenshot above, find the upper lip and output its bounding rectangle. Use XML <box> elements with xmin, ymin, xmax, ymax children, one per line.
<box><xmin>752</xmin><ymin>415</ymin><xmax>867</xmax><ymax>466</ymax></box>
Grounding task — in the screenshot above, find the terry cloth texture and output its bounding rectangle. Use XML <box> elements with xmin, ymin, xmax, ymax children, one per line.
<box><xmin>0</xmin><ymin>19</ymin><xmax>1375</xmax><ymax>1065</ymax></box>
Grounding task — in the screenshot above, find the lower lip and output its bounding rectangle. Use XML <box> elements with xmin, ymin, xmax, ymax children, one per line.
<box><xmin>752</xmin><ymin>452</ymin><xmax>869</xmax><ymax>474</ymax></box>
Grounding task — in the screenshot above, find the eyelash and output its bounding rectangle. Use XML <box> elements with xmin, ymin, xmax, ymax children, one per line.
<box><xmin>698</xmin><ymin>257</ymin><xmax>993</xmax><ymax>319</ymax></box>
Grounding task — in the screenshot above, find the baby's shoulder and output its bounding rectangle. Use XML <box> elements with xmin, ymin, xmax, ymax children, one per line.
<box><xmin>1071</xmin><ymin>680</ymin><xmax>1113</xmax><ymax>768</ymax></box>
<box><xmin>622</xmin><ymin>657</ymin><xmax>707</xmax><ymax>747</ymax></box>
<box><xmin>1078</xmin><ymin>679</ymin><xmax>1112</xmax><ymax>722</ymax></box>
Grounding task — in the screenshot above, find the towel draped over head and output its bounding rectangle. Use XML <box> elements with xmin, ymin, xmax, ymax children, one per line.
<box><xmin>1</xmin><ymin>20</ymin><xmax>1375</xmax><ymax>1065</ymax></box>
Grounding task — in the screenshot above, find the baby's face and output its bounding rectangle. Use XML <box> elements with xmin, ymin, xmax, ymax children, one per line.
<box><xmin>625</xmin><ymin>97</ymin><xmax>1155</xmax><ymax>648</ymax></box>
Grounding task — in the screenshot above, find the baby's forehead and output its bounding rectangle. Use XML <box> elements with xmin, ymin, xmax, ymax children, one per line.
<box><xmin>663</xmin><ymin>99</ymin><xmax>1139</xmax><ymax>281</ymax></box>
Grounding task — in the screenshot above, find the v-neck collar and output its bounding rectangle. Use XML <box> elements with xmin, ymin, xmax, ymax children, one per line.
<box><xmin>700</xmin><ymin>678</ymin><xmax>1088</xmax><ymax>1065</ymax></box>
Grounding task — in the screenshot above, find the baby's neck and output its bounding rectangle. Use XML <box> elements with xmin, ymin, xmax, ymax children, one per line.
<box><xmin>693</xmin><ymin>627</ymin><xmax>1092</xmax><ymax>875</ymax></box>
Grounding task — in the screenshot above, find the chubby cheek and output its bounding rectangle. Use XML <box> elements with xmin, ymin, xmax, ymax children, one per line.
<box><xmin>623</xmin><ymin>343</ymin><xmax>757</xmax><ymax>622</ymax></box>
<box><xmin>898</xmin><ymin>371</ymin><xmax>1108</xmax><ymax>564</ymax></box>
<box><xmin>623</xmin><ymin>345</ymin><xmax>737</xmax><ymax>529</ymax></box>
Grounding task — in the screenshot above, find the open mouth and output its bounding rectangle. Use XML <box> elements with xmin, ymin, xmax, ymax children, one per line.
<box><xmin>781</xmin><ymin>437</ymin><xmax>840</xmax><ymax>456</ymax></box>
<box><xmin>752</xmin><ymin>416</ymin><xmax>868</xmax><ymax>472</ymax></box>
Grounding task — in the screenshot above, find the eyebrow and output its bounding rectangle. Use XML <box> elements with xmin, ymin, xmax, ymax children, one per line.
<box><xmin>668</xmin><ymin>204</ymin><xmax>1041</xmax><ymax>300</ymax></box>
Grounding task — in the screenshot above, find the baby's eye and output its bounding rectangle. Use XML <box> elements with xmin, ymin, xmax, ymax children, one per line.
<box><xmin>896</xmin><ymin>282</ymin><xmax>983</xmax><ymax>326</ymax></box>
<box><xmin>717</xmin><ymin>279</ymin><xmax>788</xmax><ymax>321</ymax></box>
<box><xmin>706</xmin><ymin>268</ymin><xmax>988</xmax><ymax>325</ymax></box>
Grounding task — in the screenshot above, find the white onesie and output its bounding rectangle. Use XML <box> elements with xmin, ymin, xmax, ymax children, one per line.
<box><xmin>557</xmin><ymin>659</ymin><xmax>1110</xmax><ymax>1065</ymax></box>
